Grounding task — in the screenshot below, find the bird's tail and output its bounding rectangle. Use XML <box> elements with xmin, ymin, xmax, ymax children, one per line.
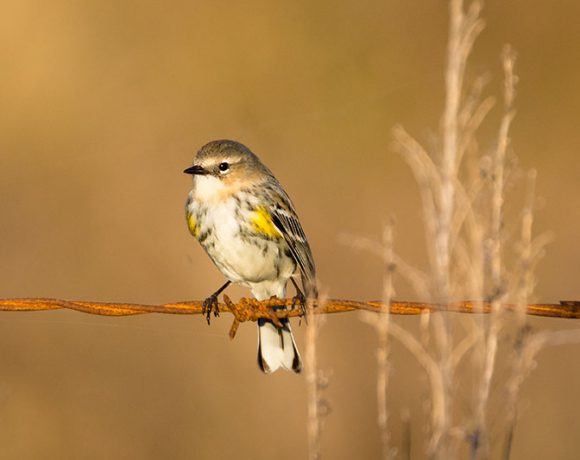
<box><xmin>257</xmin><ymin>318</ymin><xmax>302</xmax><ymax>374</ymax></box>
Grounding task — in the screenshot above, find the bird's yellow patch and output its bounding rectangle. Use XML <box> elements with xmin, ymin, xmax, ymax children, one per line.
<box><xmin>187</xmin><ymin>213</ymin><xmax>200</xmax><ymax>238</ymax></box>
<box><xmin>251</xmin><ymin>206</ymin><xmax>282</xmax><ymax>238</ymax></box>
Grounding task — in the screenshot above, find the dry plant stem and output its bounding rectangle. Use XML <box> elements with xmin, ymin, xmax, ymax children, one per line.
<box><xmin>392</xmin><ymin>0</ymin><xmax>558</xmax><ymax>457</ymax></box>
<box><xmin>376</xmin><ymin>318</ymin><xmax>580</xmax><ymax>460</ymax></box>
<box><xmin>500</xmin><ymin>327</ymin><xmax>580</xmax><ymax>460</ymax></box>
<box><xmin>439</xmin><ymin>0</ymin><xmax>484</xmax><ymax>297</ymax></box>
<box><xmin>458</xmin><ymin>77</ymin><xmax>495</xmax><ymax>165</ymax></box>
<box><xmin>392</xmin><ymin>0</ymin><xmax>486</xmax><ymax>455</ymax></box>
<box><xmin>376</xmin><ymin>324</ymin><xmax>392</xmax><ymax>460</ymax></box>
<box><xmin>387</xmin><ymin>322</ymin><xmax>446</xmax><ymax>446</ymax></box>
<box><xmin>472</xmin><ymin>45</ymin><xmax>517</xmax><ymax>459</ymax></box>
<box><xmin>306</xmin><ymin>298</ymin><xmax>322</xmax><ymax>460</ymax></box>
<box><xmin>440</xmin><ymin>0</ymin><xmax>463</xmax><ymax>284</ymax></box>
<box><xmin>514</xmin><ymin>169</ymin><xmax>535</xmax><ymax>326</ymax></box>
<box><xmin>378</xmin><ymin>226</ymin><xmax>395</xmax><ymax>460</ymax></box>
<box><xmin>392</xmin><ymin>126</ymin><xmax>439</xmax><ymax>277</ymax></box>
<box><xmin>502</xmin><ymin>171</ymin><xmax>536</xmax><ymax>459</ymax></box>
<box><xmin>361</xmin><ymin>224</ymin><xmax>396</xmax><ymax>460</ymax></box>
<box><xmin>432</xmin><ymin>1</ymin><xmax>484</xmax><ymax>455</ymax></box>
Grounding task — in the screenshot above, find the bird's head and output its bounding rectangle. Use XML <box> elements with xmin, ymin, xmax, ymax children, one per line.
<box><xmin>184</xmin><ymin>140</ymin><xmax>270</xmax><ymax>202</ymax></box>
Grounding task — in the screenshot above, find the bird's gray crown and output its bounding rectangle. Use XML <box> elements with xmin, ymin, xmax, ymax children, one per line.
<box><xmin>196</xmin><ymin>139</ymin><xmax>255</xmax><ymax>162</ymax></box>
<box><xmin>193</xmin><ymin>140</ymin><xmax>272</xmax><ymax>178</ymax></box>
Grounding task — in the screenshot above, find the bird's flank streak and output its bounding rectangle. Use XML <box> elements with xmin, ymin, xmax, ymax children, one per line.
<box><xmin>187</xmin><ymin>213</ymin><xmax>199</xmax><ymax>238</ymax></box>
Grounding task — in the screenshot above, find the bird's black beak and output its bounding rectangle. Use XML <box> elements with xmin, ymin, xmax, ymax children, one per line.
<box><xmin>183</xmin><ymin>164</ymin><xmax>207</xmax><ymax>175</ymax></box>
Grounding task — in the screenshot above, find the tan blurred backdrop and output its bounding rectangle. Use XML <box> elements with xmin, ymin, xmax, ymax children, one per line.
<box><xmin>1</xmin><ymin>1</ymin><xmax>579</xmax><ymax>459</ymax></box>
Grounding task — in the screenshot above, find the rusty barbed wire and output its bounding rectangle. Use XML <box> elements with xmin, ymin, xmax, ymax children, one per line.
<box><xmin>1</xmin><ymin>297</ymin><xmax>579</xmax><ymax>339</ymax></box>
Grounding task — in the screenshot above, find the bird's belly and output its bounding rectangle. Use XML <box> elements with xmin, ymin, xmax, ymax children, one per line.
<box><xmin>208</xmin><ymin>236</ymin><xmax>279</xmax><ymax>282</ymax></box>
<box><xmin>200</xmin><ymin>204</ymin><xmax>294</xmax><ymax>284</ymax></box>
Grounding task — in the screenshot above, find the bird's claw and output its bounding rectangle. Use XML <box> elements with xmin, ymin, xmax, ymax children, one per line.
<box><xmin>202</xmin><ymin>294</ymin><xmax>220</xmax><ymax>325</ymax></box>
<box><xmin>291</xmin><ymin>291</ymin><xmax>307</xmax><ymax>318</ymax></box>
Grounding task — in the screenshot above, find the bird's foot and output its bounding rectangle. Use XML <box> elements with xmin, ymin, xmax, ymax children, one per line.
<box><xmin>291</xmin><ymin>291</ymin><xmax>307</xmax><ymax>318</ymax></box>
<box><xmin>202</xmin><ymin>294</ymin><xmax>220</xmax><ymax>325</ymax></box>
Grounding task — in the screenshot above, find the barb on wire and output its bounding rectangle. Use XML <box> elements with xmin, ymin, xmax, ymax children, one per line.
<box><xmin>1</xmin><ymin>297</ymin><xmax>579</xmax><ymax>339</ymax></box>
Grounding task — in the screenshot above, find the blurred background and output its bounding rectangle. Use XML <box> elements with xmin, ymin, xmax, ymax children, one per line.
<box><xmin>1</xmin><ymin>1</ymin><xmax>579</xmax><ymax>458</ymax></box>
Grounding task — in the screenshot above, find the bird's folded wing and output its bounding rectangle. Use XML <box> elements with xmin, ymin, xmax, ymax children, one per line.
<box><xmin>267</xmin><ymin>188</ymin><xmax>317</xmax><ymax>298</ymax></box>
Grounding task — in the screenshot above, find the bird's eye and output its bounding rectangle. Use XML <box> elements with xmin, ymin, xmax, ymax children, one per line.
<box><xmin>218</xmin><ymin>162</ymin><xmax>230</xmax><ymax>173</ymax></box>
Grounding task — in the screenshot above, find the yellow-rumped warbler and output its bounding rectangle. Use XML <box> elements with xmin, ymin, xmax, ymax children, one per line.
<box><xmin>184</xmin><ymin>139</ymin><xmax>317</xmax><ymax>374</ymax></box>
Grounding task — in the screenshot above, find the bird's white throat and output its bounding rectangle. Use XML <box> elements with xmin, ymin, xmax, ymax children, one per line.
<box><xmin>193</xmin><ymin>175</ymin><xmax>229</xmax><ymax>203</ymax></box>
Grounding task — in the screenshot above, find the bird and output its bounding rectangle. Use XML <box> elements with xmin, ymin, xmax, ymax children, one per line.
<box><xmin>184</xmin><ymin>139</ymin><xmax>317</xmax><ymax>373</ymax></box>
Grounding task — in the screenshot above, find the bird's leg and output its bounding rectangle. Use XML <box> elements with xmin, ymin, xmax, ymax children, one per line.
<box><xmin>202</xmin><ymin>281</ymin><xmax>231</xmax><ymax>325</ymax></box>
<box><xmin>290</xmin><ymin>277</ymin><xmax>307</xmax><ymax>317</ymax></box>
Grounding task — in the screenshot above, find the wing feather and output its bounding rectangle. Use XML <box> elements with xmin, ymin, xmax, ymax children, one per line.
<box><xmin>265</xmin><ymin>185</ymin><xmax>318</xmax><ymax>299</ymax></box>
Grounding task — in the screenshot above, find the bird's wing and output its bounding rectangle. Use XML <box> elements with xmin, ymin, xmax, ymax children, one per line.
<box><xmin>266</xmin><ymin>185</ymin><xmax>318</xmax><ymax>299</ymax></box>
